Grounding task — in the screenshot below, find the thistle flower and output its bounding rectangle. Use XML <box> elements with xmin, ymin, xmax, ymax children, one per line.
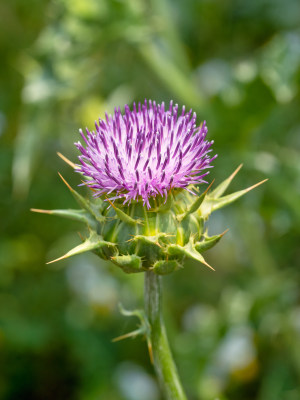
<box><xmin>32</xmin><ymin>100</ymin><xmax>266</xmax><ymax>274</ymax></box>
<box><xmin>75</xmin><ymin>99</ymin><xmax>216</xmax><ymax>208</ymax></box>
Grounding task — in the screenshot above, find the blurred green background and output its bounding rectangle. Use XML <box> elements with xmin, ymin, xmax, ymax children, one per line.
<box><xmin>1</xmin><ymin>0</ymin><xmax>300</xmax><ymax>399</ymax></box>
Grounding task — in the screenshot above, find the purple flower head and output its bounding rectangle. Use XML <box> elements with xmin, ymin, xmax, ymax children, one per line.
<box><xmin>75</xmin><ymin>100</ymin><xmax>217</xmax><ymax>208</ymax></box>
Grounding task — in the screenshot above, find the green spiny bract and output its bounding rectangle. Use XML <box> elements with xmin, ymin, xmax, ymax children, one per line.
<box><xmin>32</xmin><ymin>164</ymin><xmax>266</xmax><ymax>274</ymax></box>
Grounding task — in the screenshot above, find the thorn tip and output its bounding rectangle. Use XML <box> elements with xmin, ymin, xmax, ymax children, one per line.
<box><xmin>46</xmin><ymin>255</ymin><xmax>66</xmax><ymax>264</ymax></box>
<box><xmin>246</xmin><ymin>178</ymin><xmax>268</xmax><ymax>192</ymax></box>
<box><xmin>30</xmin><ymin>208</ymin><xmax>52</xmax><ymax>214</ymax></box>
<box><xmin>230</xmin><ymin>164</ymin><xmax>243</xmax><ymax>180</ymax></box>
<box><xmin>220</xmin><ymin>228</ymin><xmax>229</xmax><ymax>237</ymax></box>
<box><xmin>58</xmin><ymin>172</ymin><xmax>73</xmax><ymax>191</ymax></box>
<box><xmin>57</xmin><ymin>152</ymin><xmax>77</xmax><ymax>169</ymax></box>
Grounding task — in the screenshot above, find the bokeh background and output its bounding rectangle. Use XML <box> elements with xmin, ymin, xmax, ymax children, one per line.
<box><xmin>1</xmin><ymin>0</ymin><xmax>300</xmax><ymax>399</ymax></box>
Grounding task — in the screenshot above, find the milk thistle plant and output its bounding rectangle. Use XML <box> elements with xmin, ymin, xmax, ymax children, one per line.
<box><xmin>32</xmin><ymin>100</ymin><xmax>266</xmax><ymax>400</ymax></box>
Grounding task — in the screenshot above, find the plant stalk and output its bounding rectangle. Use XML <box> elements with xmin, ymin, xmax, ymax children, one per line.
<box><xmin>144</xmin><ymin>271</ymin><xmax>187</xmax><ymax>400</ymax></box>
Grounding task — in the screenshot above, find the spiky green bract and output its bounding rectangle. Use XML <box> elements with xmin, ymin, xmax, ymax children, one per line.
<box><xmin>32</xmin><ymin>166</ymin><xmax>266</xmax><ymax>274</ymax></box>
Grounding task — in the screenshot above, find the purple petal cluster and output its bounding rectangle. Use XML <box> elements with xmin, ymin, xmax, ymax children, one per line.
<box><xmin>75</xmin><ymin>100</ymin><xmax>216</xmax><ymax>207</ymax></box>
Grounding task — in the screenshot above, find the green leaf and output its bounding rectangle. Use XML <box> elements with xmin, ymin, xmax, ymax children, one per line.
<box><xmin>113</xmin><ymin>304</ymin><xmax>152</xmax><ymax>362</ymax></box>
<box><xmin>210</xmin><ymin>164</ymin><xmax>243</xmax><ymax>198</ymax></box>
<box><xmin>194</xmin><ymin>230</ymin><xmax>228</xmax><ymax>252</ymax></box>
<box><xmin>152</xmin><ymin>259</ymin><xmax>181</xmax><ymax>275</ymax></box>
<box><xmin>106</xmin><ymin>198</ymin><xmax>143</xmax><ymax>225</ymax></box>
<box><xmin>176</xmin><ymin>180</ymin><xmax>214</xmax><ymax>222</ymax></box>
<box><xmin>156</xmin><ymin>193</ymin><xmax>174</xmax><ymax>212</ymax></box>
<box><xmin>131</xmin><ymin>233</ymin><xmax>171</xmax><ymax>247</ymax></box>
<box><xmin>167</xmin><ymin>238</ymin><xmax>214</xmax><ymax>270</ymax></box>
<box><xmin>58</xmin><ymin>173</ymin><xmax>105</xmax><ymax>223</ymax></box>
<box><xmin>31</xmin><ymin>208</ymin><xmax>97</xmax><ymax>229</ymax></box>
<box><xmin>201</xmin><ymin>179</ymin><xmax>268</xmax><ymax>217</ymax></box>
<box><xmin>111</xmin><ymin>254</ymin><xmax>143</xmax><ymax>273</ymax></box>
<box><xmin>47</xmin><ymin>231</ymin><xmax>115</xmax><ymax>264</ymax></box>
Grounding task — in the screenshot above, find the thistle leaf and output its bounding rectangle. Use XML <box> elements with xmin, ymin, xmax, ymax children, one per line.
<box><xmin>112</xmin><ymin>305</ymin><xmax>147</xmax><ymax>342</ymax></box>
<box><xmin>112</xmin><ymin>328</ymin><xmax>146</xmax><ymax>342</ymax></box>
<box><xmin>153</xmin><ymin>259</ymin><xmax>181</xmax><ymax>275</ymax></box>
<box><xmin>167</xmin><ymin>239</ymin><xmax>214</xmax><ymax>270</ymax></box>
<box><xmin>47</xmin><ymin>231</ymin><xmax>115</xmax><ymax>264</ymax></box>
<box><xmin>106</xmin><ymin>198</ymin><xmax>143</xmax><ymax>225</ymax></box>
<box><xmin>210</xmin><ymin>164</ymin><xmax>243</xmax><ymax>198</ymax></box>
<box><xmin>131</xmin><ymin>233</ymin><xmax>171</xmax><ymax>248</ymax></box>
<box><xmin>58</xmin><ymin>173</ymin><xmax>105</xmax><ymax>223</ymax></box>
<box><xmin>195</xmin><ymin>230</ymin><xmax>228</xmax><ymax>252</ymax></box>
<box><xmin>118</xmin><ymin>303</ymin><xmax>145</xmax><ymax>319</ymax></box>
<box><xmin>111</xmin><ymin>254</ymin><xmax>143</xmax><ymax>273</ymax></box>
<box><xmin>201</xmin><ymin>179</ymin><xmax>268</xmax><ymax>217</ymax></box>
<box><xmin>30</xmin><ymin>208</ymin><xmax>96</xmax><ymax>228</ymax></box>
<box><xmin>114</xmin><ymin>304</ymin><xmax>153</xmax><ymax>362</ymax></box>
<box><xmin>155</xmin><ymin>193</ymin><xmax>173</xmax><ymax>212</ymax></box>
<box><xmin>177</xmin><ymin>180</ymin><xmax>214</xmax><ymax>222</ymax></box>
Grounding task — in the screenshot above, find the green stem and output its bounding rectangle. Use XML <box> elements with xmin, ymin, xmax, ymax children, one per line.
<box><xmin>144</xmin><ymin>271</ymin><xmax>187</xmax><ymax>400</ymax></box>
